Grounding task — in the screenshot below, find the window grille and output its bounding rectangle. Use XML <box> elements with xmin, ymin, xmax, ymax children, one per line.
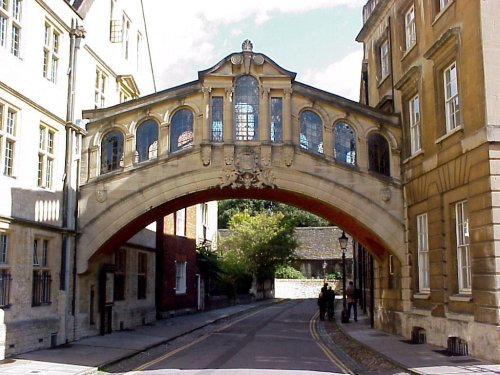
<box><xmin>0</xmin><ymin>270</ymin><xmax>11</xmax><ymax>307</ymax></box>
<box><xmin>109</xmin><ymin>19</ymin><xmax>122</xmax><ymax>43</ymax></box>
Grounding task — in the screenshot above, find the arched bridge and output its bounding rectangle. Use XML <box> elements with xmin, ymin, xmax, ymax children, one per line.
<box><xmin>78</xmin><ymin>41</ymin><xmax>403</xmax><ymax>274</ymax></box>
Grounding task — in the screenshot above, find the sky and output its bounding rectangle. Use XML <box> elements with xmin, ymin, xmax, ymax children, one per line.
<box><xmin>143</xmin><ymin>0</ymin><xmax>365</xmax><ymax>101</ymax></box>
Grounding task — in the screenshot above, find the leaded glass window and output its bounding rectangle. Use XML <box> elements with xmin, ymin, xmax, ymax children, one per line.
<box><xmin>234</xmin><ymin>75</ymin><xmax>259</xmax><ymax>141</ymax></box>
<box><xmin>271</xmin><ymin>97</ymin><xmax>282</xmax><ymax>143</ymax></box>
<box><xmin>101</xmin><ymin>130</ymin><xmax>124</xmax><ymax>174</ymax></box>
<box><xmin>368</xmin><ymin>133</ymin><xmax>390</xmax><ymax>176</ymax></box>
<box><xmin>136</xmin><ymin>119</ymin><xmax>158</xmax><ymax>163</ymax></box>
<box><xmin>334</xmin><ymin>121</ymin><xmax>356</xmax><ymax>165</ymax></box>
<box><xmin>211</xmin><ymin>96</ymin><xmax>223</xmax><ymax>142</ymax></box>
<box><xmin>300</xmin><ymin>110</ymin><xmax>323</xmax><ymax>154</ymax></box>
<box><xmin>170</xmin><ymin>109</ymin><xmax>193</xmax><ymax>152</ymax></box>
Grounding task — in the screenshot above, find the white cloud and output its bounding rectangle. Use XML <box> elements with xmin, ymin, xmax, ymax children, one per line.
<box><xmin>143</xmin><ymin>1</ymin><xmax>365</xmax><ymax>90</ymax></box>
<box><xmin>300</xmin><ymin>50</ymin><xmax>363</xmax><ymax>101</ymax></box>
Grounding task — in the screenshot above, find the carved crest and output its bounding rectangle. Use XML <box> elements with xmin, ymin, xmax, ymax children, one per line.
<box><xmin>220</xmin><ymin>147</ymin><xmax>276</xmax><ymax>189</ymax></box>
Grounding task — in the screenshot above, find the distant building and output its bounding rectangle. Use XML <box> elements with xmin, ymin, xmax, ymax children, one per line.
<box><xmin>292</xmin><ymin>227</ymin><xmax>353</xmax><ymax>280</ymax></box>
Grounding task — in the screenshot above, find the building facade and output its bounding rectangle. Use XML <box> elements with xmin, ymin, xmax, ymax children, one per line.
<box><xmin>357</xmin><ymin>0</ymin><xmax>500</xmax><ymax>361</ymax></box>
<box><xmin>0</xmin><ymin>0</ymin><xmax>155</xmax><ymax>356</ymax></box>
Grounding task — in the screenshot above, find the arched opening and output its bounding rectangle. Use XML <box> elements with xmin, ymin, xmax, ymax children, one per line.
<box><xmin>135</xmin><ymin>119</ymin><xmax>158</xmax><ymax>163</ymax></box>
<box><xmin>100</xmin><ymin>130</ymin><xmax>124</xmax><ymax>174</ymax></box>
<box><xmin>234</xmin><ymin>75</ymin><xmax>259</xmax><ymax>141</ymax></box>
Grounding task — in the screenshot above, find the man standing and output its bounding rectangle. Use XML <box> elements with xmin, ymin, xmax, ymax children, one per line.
<box><xmin>346</xmin><ymin>281</ymin><xmax>358</xmax><ymax>322</ymax></box>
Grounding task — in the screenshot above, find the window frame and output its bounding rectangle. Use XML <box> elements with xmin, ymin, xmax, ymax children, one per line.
<box><xmin>38</xmin><ymin>124</ymin><xmax>55</xmax><ymax>189</ymax></box>
<box><xmin>409</xmin><ymin>94</ymin><xmax>421</xmax><ymax>154</ymax></box>
<box><xmin>234</xmin><ymin>75</ymin><xmax>259</xmax><ymax>141</ymax></box>
<box><xmin>333</xmin><ymin>121</ymin><xmax>356</xmax><ymax>165</ymax></box>
<box><xmin>135</xmin><ymin>119</ymin><xmax>158</xmax><ymax>163</ymax></box>
<box><xmin>95</xmin><ymin>67</ymin><xmax>107</xmax><ymax>109</ymax></box>
<box><xmin>404</xmin><ymin>4</ymin><xmax>416</xmax><ymax>51</ymax></box>
<box><xmin>114</xmin><ymin>249</ymin><xmax>126</xmax><ymax>301</ymax></box>
<box><xmin>299</xmin><ymin>110</ymin><xmax>323</xmax><ymax>155</ymax></box>
<box><xmin>170</xmin><ymin>108</ymin><xmax>194</xmax><ymax>153</ymax></box>
<box><xmin>0</xmin><ymin>0</ymin><xmax>21</xmax><ymax>57</ymax></box>
<box><xmin>43</xmin><ymin>21</ymin><xmax>60</xmax><ymax>83</ymax></box>
<box><xmin>455</xmin><ymin>200</ymin><xmax>471</xmax><ymax>294</ymax></box>
<box><xmin>444</xmin><ymin>61</ymin><xmax>460</xmax><ymax>133</ymax></box>
<box><xmin>100</xmin><ymin>129</ymin><xmax>124</xmax><ymax>174</ymax></box>
<box><xmin>175</xmin><ymin>208</ymin><xmax>186</xmax><ymax>237</ymax></box>
<box><xmin>32</xmin><ymin>238</ymin><xmax>51</xmax><ymax>306</ymax></box>
<box><xmin>270</xmin><ymin>97</ymin><xmax>283</xmax><ymax>143</ymax></box>
<box><xmin>379</xmin><ymin>39</ymin><xmax>390</xmax><ymax>80</ymax></box>
<box><xmin>417</xmin><ymin>213</ymin><xmax>430</xmax><ymax>293</ymax></box>
<box><xmin>211</xmin><ymin>96</ymin><xmax>223</xmax><ymax>142</ymax></box>
<box><xmin>175</xmin><ymin>260</ymin><xmax>187</xmax><ymax>294</ymax></box>
<box><xmin>137</xmin><ymin>252</ymin><xmax>147</xmax><ymax>300</ymax></box>
<box><xmin>0</xmin><ymin>102</ymin><xmax>17</xmax><ymax>177</ymax></box>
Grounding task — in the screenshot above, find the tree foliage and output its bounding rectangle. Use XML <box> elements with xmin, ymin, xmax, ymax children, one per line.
<box><xmin>218</xmin><ymin>199</ymin><xmax>329</xmax><ymax>229</ymax></box>
<box><xmin>275</xmin><ymin>265</ymin><xmax>305</xmax><ymax>279</ymax></box>
<box><xmin>219</xmin><ymin>210</ymin><xmax>298</xmax><ymax>280</ymax></box>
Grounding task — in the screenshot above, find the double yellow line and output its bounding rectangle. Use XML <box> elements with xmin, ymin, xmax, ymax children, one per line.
<box><xmin>309</xmin><ymin>312</ymin><xmax>355</xmax><ymax>375</ymax></box>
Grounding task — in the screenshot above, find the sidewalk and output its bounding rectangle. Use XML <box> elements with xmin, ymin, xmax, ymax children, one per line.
<box><xmin>337</xmin><ymin>309</ymin><xmax>500</xmax><ymax>375</ymax></box>
<box><xmin>0</xmin><ymin>299</ymin><xmax>498</xmax><ymax>375</ymax></box>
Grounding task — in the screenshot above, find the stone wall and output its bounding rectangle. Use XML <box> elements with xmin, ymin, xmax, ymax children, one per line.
<box><xmin>274</xmin><ymin>279</ymin><xmax>340</xmax><ymax>299</ymax></box>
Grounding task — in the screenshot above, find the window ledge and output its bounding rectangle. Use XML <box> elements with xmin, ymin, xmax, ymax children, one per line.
<box><xmin>432</xmin><ymin>0</ymin><xmax>455</xmax><ymax>26</ymax></box>
<box><xmin>400</xmin><ymin>43</ymin><xmax>417</xmax><ymax>61</ymax></box>
<box><xmin>435</xmin><ymin>125</ymin><xmax>463</xmax><ymax>144</ymax></box>
<box><xmin>377</xmin><ymin>73</ymin><xmax>390</xmax><ymax>88</ymax></box>
<box><xmin>403</xmin><ymin>149</ymin><xmax>424</xmax><ymax>164</ymax></box>
<box><xmin>413</xmin><ymin>293</ymin><xmax>430</xmax><ymax>300</ymax></box>
<box><xmin>449</xmin><ymin>294</ymin><xmax>472</xmax><ymax>302</ymax></box>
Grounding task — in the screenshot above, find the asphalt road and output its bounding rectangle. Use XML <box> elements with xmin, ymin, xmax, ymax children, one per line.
<box><xmin>114</xmin><ymin>299</ymin><xmax>347</xmax><ymax>375</ymax></box>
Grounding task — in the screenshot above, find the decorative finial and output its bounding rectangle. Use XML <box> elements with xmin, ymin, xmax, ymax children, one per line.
<box><xmin>242</xmin><ymin>39</ymin><xmax>253</xmax><ymax>52</ymax></box>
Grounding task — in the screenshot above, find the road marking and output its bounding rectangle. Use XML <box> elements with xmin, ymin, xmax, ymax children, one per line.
<box><xmin>129</xmin><ymin>308</ymin><xmax>265</xmax><ymax>373</ymax></box>
<box><xmin>309</xmin><ymin>312</ymin><xmax>355</xmax><ymax>375</ymax></box>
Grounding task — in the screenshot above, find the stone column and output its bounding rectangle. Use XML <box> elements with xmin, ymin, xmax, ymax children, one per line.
<box><xmin>260</xmin><ymin>86</ymin><xmax>270</xmax><ymax>143</ymax></box>
<box><xmin>202</xmin><ymin>86</ymin><xmax>211</xmax><ymax>143</ymax></box>
<box><xmin>159</xmin><ymin>122</ymin><xmax>170</xmax><ymax>157</ymax></box>
<box><xmin>224</xmin><ymin>88</ymin><xmax>234</xmax><ymax>143</ymax></box>
<box><xmin>123</xmin><ymin>134</ymin><xmax>135</xmax><ymax>168</ymax></box>
<box><xmin>323</xmin><ymin>125</ymin><xmax>334</xmax><ymax>159</ymax></box>
<box><xmin>283</xmin><ymin>88</ymin><xmax>293</xmax><ymax>144</ymax></box>
<box><xmin>89</xmin><ymin>145</ymin><xmax>99</xmax><ymax>179</ymax></box>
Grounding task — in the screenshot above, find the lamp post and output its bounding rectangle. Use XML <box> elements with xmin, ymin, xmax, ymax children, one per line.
<box><xmin>338</xmin><ymin>230</ymin><xmax>348</xmax><ymax>323</ymax></box>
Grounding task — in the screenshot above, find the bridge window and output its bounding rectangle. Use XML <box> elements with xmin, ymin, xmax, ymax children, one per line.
<box><xmin>334</xmin><ymin>121</ymin><xmax>356</xmax><ymax>165</ymax></box>
<box><xmin>211</xmin><ymin>96</ymin><xmax>223</xmax><ymax>142</ymax></box>
<box><xmin>136</xmin><ymin>119</ymin><xmax>158</xmax><ymax>163</ymax></box>
<box><xmin>300</xmin><ymin>110</ymin><xmax>323</xmax><ymax>154</ymax></box>
<box><xmin>170</xmin><ymin>109</ymin><xmax>193</xmax><ymax>153</ymax></box>
<box><xmin>271</xmin><ymin>97</ymin><xmax>282</xmax><ymax>143</ymax></box>
<box><xmin>368</xmin><ymin>133</ymin><xmax>390</xmax><ymax>176</ymax></box>
<box><xmin>234</xmin><ymin>75</ymin><xmax>259</xmax><ymax>141</ymax></box>
<box><xmin>101</xmin><ymin>130</ymin><xmax>124</xmax><ymax>174</ymax></box>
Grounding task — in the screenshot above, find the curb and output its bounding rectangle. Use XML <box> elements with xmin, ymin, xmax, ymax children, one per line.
<box><xmin>334</xmin><ymin>317</ymin><xmax>420</xmax><ymax>375</ymax></box>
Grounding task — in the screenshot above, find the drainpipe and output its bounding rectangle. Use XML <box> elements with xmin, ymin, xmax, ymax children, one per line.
<box><xmin>62</xmin><ymin>19</ymin><xmax>85</xmax><ymax>344</ymax></box>
<box><xmin>388</xmin><ymin>16</ymin><xmax>395</xmax><ymax>113</ymax></box>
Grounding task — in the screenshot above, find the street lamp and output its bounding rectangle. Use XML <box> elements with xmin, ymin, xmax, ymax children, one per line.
<box><xmin>338</xmin><ymin>230</ymin><xmax>348</xmax><ymax>323</ymax></box>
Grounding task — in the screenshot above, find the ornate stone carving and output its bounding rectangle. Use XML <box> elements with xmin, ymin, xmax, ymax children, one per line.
<box><xmin>242</xmin><ymin>39</ymin><xmax>253</xmax><ymax>52</ymax></box>
<box><xmin>96</xmin><ymin>189</ymin><xmax>107</xmax><ymax>203</ymax></box>
<box><xmin>283</xmin><ymin>145</ymin><xmax>294</xmax><ymax>167</ymax></box>
<box><xmin>380</xmin><ymin>188</ymin><xmax>391</xmax><ymax>202</ymax></box>
<box><xmin>220</xmin><ymin>147</ymin><xmax>276</xmax><ymax>189</ymax></box>
<box><xmin>201</xmin><ymin>144</ymin><xmax>211</xmax><ymax>166</ymax></box>
<box><xmin>261</xmin><ymin>145</ymin><xmax>272</xmax><ymax>167</ymax></box>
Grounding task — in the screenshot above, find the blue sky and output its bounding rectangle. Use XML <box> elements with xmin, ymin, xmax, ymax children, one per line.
<box><xmin>144</xmin><ymin>1</ymin><xmax>365</xmax><ymax>100</ymax></box>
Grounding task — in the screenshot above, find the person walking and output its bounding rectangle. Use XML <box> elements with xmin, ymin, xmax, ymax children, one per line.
<box><xmin>346</xmin><ymin>281</ymin><xmax>358</xmax><ymax>322</ymax></box>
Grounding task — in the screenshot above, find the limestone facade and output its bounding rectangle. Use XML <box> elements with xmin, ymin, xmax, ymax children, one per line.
<box><xmin>0</xmin><ymin>0</ymin><xmax>154</xmax><ymax>357</ymax></box>
<box><xmin>357</xmin><ymin>0</ymin><xmax>500</xmax><ymax>361</ymax></box>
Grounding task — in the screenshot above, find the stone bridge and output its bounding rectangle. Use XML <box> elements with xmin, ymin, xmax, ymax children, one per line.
<box><xmin>78</xmin><ymin>41</ymin><xmax>403</xmax><ymax>275</ymax></box>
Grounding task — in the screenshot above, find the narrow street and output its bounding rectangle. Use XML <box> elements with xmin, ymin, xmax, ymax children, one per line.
<box><xmin>104</xmin><ymin>299</ymin><xmax>349</xmax><ymax>374</ymax></box>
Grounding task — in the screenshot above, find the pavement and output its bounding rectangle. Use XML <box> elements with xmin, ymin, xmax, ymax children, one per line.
<box><xmin>0</xmin><ymin>299</ymin><xmax>496</xmax><ymax>375</ymax></box>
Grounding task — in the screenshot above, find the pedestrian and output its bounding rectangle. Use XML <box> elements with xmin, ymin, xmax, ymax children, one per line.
<box><xmin>318</xmin><ymin>282</ymin><xmax>328</xmax><ymax>321</ymax></box>
<box><xmin>326</xmin><ymin>286</ymin><xmax>335</xmax><ymax>321</ymax></box>
<box><xmin>346</xmin><ymin>281</ymin><xmax>358</xmax><ymax>322</ymax></box>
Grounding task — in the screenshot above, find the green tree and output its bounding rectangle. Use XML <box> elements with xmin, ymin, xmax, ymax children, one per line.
<box><xmin>218</xmin><ymin>199</ymin><xmax>328</xmax><ymax>229</ymax></box>
<box><xmin>219</xmin><ymin>210</ymin><xmax>298</xmax><ymax>281</ymax></box>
